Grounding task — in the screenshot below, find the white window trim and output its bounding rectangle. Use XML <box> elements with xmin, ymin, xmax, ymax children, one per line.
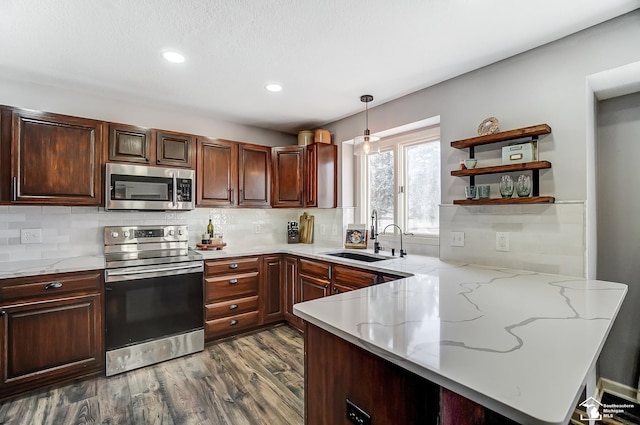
<box><xmin>356</xmin><ymin>126</ymin><xmax>441</xmax><ymax>246</ymax></box>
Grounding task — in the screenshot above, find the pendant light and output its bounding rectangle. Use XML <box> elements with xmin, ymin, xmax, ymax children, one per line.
<box><xmin>353</xmin><ymin>94</ymin><xmax>380</xmax><ymax>156</ymax></box>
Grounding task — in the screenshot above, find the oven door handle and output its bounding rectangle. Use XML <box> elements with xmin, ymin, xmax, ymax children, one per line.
<box><xmin>106</xmin><ymin>263</ymin><xmax>203</xmax><ymax>282</ymax></box>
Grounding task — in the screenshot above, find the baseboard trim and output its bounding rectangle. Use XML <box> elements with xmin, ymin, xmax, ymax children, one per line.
<box><xmin>598</xmin><ymin>377</ymin><xmax>639</xmax><ymax>402</ymax></box>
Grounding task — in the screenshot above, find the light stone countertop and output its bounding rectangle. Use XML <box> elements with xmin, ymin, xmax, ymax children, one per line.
<box><xmin>293</xmin><ymin>256</ymin><xmax>627</xmax><ymax>425</ymax></box>
<box><xmin>0</xmin><ymin>244</ymin><xmax>626</xmax><ymax>425</ymax></box>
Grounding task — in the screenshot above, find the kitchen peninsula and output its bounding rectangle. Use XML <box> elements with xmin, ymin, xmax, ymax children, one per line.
<box><xmin>294</xmin><ymin>257</ymin><xmax>627</xmax><ymax>425</ymax></box>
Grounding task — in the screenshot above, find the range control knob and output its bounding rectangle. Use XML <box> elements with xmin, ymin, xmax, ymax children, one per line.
<box><xmin>110</xmin><ymin>231</ymin><xmax>119</xmax><ymax>238</ymax></box>
<box><xmin>168</xmin><ymin>230</ymin><xmax>175</xmax><ymax>236</ymax></box>
<box><xmin>178</xmin><ymin>229</ymin><xmax>184</xmax><ymax>236</ymax></box>
<box><xmin>123</xmin><ymin>230</ymin><xmax>130</xmax><ymax>238</ymax></box>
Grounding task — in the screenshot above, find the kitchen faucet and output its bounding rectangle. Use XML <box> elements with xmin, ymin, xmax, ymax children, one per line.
<box><xmin>382</xmin><ymin>224</ymin><xmax>408</xmax><ymax>257</ymax></box>
<box><xmin>371</xmin><ymin>210</ymin><xmax>381</xmax><ymax>253</ymax></box>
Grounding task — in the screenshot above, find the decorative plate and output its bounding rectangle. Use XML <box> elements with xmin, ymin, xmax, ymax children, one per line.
<box><xmin>347</xmin><ymin>230</ymin><xmax>364</xmax><ymax>244</ymax></box>
<box><xmin>477</xmin><ymin>117</ymin><xmax>500</xmax><ymax>136</ymax></box>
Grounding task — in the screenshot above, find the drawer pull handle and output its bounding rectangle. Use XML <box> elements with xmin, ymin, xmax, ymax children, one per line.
<box><xmin>230</xmin><ymin>319</ymin><xmax>238</xmax><ymax>326</ymax></box>
<box><xmin>229</xmin><ymin>278</ymin><xmax>238</xmax><ymax>284</ymax></box>
<box><xmin>229</xmin><ymin>304</ymin><xmax>238</xmax><ymax>310</ymax></box>
<box><xmin>229</xmin><ymin>263</ymin><xmax>239</xmax><ymax>269</ymax></box>
<box><xmin>44</xmin><ymin>282</ymin><xmax>63</xmax><ymax>290</ymax></box>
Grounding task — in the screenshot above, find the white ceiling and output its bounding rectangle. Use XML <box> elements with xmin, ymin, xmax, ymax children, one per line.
<box><xmin>0</xmin><ymin>1</ymin><xmax>638</xmax><ymax>134</ymax></box>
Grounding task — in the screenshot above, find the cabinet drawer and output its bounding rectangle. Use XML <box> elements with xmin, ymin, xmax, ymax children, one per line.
<box><xmin>205</xmin><ymin>311</ymin><xmax>259</xmax><ymax>338</ymax></box>
<box><xmin>0</xmin><ymin>272</ymin><xmax>102</xmax><ymax>303</ymax></box>
<box><xmin>205</xmin><ymin>257</ymin><xmax>259</xmax><ymax>276</ymax></box>
<box><xmin>205</xmin><ymin>272</ymin><xmax>259</xmax><ymax>302</ymax></box>
<box><xmin>205</xmin><ymin>295</ymin><xmax>258</xmax><ymax>320</ymax></box>
<box><xmin>299</xmin><ymin>258</ymin><xmax>331</xmax><ymax>279</ymax></box>
<box><xmin>332</xmin><ymin>265</ymin><xmax>378</xmax><ymax>289</ymax></box>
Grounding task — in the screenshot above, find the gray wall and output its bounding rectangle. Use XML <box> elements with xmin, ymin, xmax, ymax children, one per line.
<box><xmin>325</xmin><ymin>11</ymin><xmax>640</xmax><ymax>205</ymax></box>
<box><xmin>0</xmin><ymin>75</ymin><xmax>296</xmax><ymax>147</ymax></box>
<box><xmin>596</xmin><ymin>92</ymin><xmax>640</xmax><ymax>388</ymax></box>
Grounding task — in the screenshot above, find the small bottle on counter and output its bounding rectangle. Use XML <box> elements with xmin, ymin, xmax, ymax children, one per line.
<box><xmin>207</xmin><ymin>219</ymin><xmax>214</xmax><ymax>238</ymax></box>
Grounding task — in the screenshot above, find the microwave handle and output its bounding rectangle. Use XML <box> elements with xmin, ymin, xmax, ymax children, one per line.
<box><xmin>172</xmin><ymin>173</ymin><xmax>177</xmax><ymax>206</ymax></box>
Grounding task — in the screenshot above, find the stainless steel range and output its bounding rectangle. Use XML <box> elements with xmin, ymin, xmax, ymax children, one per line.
<box><xmin>104</xmin><ymin>225</ymin><xmax>204</xmax><ymax>376</ymax></box>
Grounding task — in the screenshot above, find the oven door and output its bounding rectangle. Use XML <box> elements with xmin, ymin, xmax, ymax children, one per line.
<box><xmin>104</xmin><ymin>261</ymin><xmax>204</xmax><ymax>351</ymax></box>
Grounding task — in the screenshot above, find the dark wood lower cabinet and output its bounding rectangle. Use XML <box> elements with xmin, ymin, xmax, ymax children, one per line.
<box><xmin>0</xmin><ymin>271</ymin><xmax>104</xmax><ymax>399</ymax></box>
<box><xmin>262</xmin><ymin>255</ymin><xmax>284</xmax><ymax>324</ymax></box>
<box><xmin>305</xmin><ymin>323</ymin><xmax>440</xmax><ymax>425</ymax></box>
<box><xmin>300</xmin><ymin>274</ymin><xmax>330</xmax><ymax>302</ymax></box>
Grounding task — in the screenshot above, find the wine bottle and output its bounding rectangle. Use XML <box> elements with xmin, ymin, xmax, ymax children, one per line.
<box><xmin>207</xmin><ymin>219</ymin><xmax>214</xmax><ymax>237</ymax></box>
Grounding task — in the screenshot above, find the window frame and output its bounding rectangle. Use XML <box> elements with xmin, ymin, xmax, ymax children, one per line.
<box><xmin>356</xmin><ymin>126</ymin><xmax>441</xmax><ymax>246</ymax></box>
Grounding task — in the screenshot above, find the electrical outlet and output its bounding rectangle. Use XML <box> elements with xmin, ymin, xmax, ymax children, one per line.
<box><xmin>331</xmin><ymin>224</ymin><xmax>338</xmax><ymax>235</ymax></box>
<box><xmin>21</xmin><ymin>228</ymin><xmax>42</xmax><ymax>244</ymax></box>
<box><xmin>321</xmin><ymin>224</ymin><xmax>327</xmax><ymax>235</ymax></box>
<box><xmin>496</xmin><ymin>232</ymin><xmax>510</xmax><ymax>252</ymax></box>
<box><xmin>450</xmin><ymin>231</ymin><xmax>465</xmax><ymax>247</ymax></box>
<box><xmin>254</xmin><ymin>224</ymin><xmax>261</xmax><ymax>234</ymax></box>
<box><xmin>346</xmin><ymin>399</ymin><xmax>371</xmax><ymax>425</ymax></box>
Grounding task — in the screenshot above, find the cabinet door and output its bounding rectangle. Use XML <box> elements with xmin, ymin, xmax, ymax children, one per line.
<box><xmin>11</xmin><ymin>110</ymin><xmax>103</xmax><ymax>205</ymax></box>
<box><xmin>306</xmin><ymin>143</ymin><xmax>337</xmax><ymax>208</ymax></box>
<box><xmin>300</xmin><ymin>274</ymin><xmax>330</xmax><ymax>302</ymax></box>
<box><xmin>0</xmin><ymin>294</ymin><xmax>103</xmax><ymax>397</ymax></box>
<box><xmin>333</xmin><ymin>265</ymin><xmax>378</xmax><ymax>290</ymax></box>
<box><xmin>108</xmin><ymin>123</ymin><xmax>151</xmax><ymax>164</ymax></box>
<box><xmin>271</xmin><ymin>146</ymin><xmax>304</xmax><ymax>208</ymax></box>
<box><xmin>197</xmin><ymin>138</ymin><xmax>238</xmax><ymax>207</ymax></box>
<box><xmin>261</xmin><ymin>255</ymin><xmax>284</xmax><ymax>324</ymax></box>
<box><xmin>155</xmin><ymin>131</ymin><xmax>194</xmax><ymax>168</ymax></box>
<box><xmin>238</xmin><ymin>143</ymin><xmax>271</xmax><ymax>207</ymax></box>
<box><xmin>284</xmin><ymin>255</ymin><xmax>302</xmax><ymax>328</ymax></box>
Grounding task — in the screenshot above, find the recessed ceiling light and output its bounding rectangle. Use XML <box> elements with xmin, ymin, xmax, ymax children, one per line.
<box><xmin>162</xmin><ymin>51</ymin><xmax>186</xmax><ymax>64</ymax></box>
<box><xmin>265</xmin><ymin>83</ymin><xmax>283</xmax><ymax>92</ymax></box>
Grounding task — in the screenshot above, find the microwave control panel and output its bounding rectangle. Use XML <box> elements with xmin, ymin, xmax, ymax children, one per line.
<box><xmin>176</xmin><ymin>178</ymin><xmax>193</xmax><ymax>202</ymax></box>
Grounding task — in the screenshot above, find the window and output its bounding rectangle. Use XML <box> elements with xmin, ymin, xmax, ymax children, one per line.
<box><xmin>360</xmin><ymin>127</ymin><xmax>440</xmax><ymax>239</ymax></box>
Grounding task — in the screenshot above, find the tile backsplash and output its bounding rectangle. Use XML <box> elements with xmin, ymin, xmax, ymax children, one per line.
<box><xmin>0</xmin><ymin>206</ymin><xmax>346</xmax><ymax>262</ymax></box>
<box><xmin>439</xmin><ymin>202</ymin><xmax>586</xmax><ymax>277</ymax></box>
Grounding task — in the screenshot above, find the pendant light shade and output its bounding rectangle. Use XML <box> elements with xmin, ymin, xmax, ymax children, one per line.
<box><xmin>353</xmin><ymin>94</ymin><xmax>380</xmax><ymax>156</ymax></box>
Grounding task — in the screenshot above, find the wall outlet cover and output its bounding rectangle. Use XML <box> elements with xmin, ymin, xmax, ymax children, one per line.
<box><xmin>496</xmin><ymin>232</ymin><xmax>510</xmax><ymax>252</ymax></box>
<box><xmin>21</xmin><ymin>228</ymin><xmax>42</xmax><ymax>244</ymax></box>
<box><xmin>451</xmin><ymin>231</ymin><xmax>465</xmax><ymax>247</ymax></box>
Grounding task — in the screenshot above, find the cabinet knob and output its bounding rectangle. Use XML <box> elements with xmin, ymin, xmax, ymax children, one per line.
<box><xmin>0</xmin><ymin>311</ymin><xmax>6</xmax><ymax>316</ymax></box>
<box><xmin>229</xmin><ymin>263</ymin><xmax>238</xmax><ymax>269</ymax></box>
<box><xmin>229</xmin><ymin>278</ymin><xmax>238</xmax><ymax>284</ymax></box>
<box><xmin>230</xmin><ymin>319</ymin><xmax>238</xmax><ymax>326</ymax></box>
<box><xmin>229</xmin><ymin>304</ymin><xmax>238</xmax><ymax>310</ymax></box>
<box><xmin>44</xmin><ymin>282</ymin><xmax>63</xmax><ymax>290</ymax></box>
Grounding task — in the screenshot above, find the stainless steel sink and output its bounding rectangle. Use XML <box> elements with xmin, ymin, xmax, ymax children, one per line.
<box><xmin>323</xmin><ymin>251</ymin><xmax>388</xmax><ymax>263</ymax></box>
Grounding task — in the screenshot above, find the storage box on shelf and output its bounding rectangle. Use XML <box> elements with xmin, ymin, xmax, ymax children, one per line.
<box><xmin>450</xmin><ymin>124</ymin><xmax>554</xmax><ymax>205</ymax></box>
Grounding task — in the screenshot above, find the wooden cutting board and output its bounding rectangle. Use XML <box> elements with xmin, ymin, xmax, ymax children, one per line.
<box><xmin>299</xmin><ymin>212</ymin><xmax>314</xmax><ymax>244</ymax></box>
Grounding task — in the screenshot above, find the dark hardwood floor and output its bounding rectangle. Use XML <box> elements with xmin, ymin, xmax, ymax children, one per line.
<box><xmin>0</xmin><ymin>325</ymin><xmax>304</xmax><ymax>425</ymax></box>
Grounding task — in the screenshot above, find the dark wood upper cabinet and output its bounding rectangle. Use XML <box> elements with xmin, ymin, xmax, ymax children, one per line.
<box><xmin>11</xmin><ymin>109</ymin><xmax>104</xmax><ymax>205</ymax></box>
<box><xmin>271</xmin><ymin>146</ymin><xmax>304</xmax><ymax>208</ymax></box>
<box><xmin>238</xmin><ymin>143</ymin><xmax>271</xmax><ymax>207</ymax></box>
<box><xmin>306</xmin><ymin>143</ymin><xmax>337</xmax><ymax>208</ymax></box>
<box><xmin>197</xmin><ymin>138</ymin><xmax>238</xmax><ymax>207</ymax></box>
<box><xmin>155</xmin><ymin>131</ymin><xmax>194</xmax><ymax>168</ymax></box>
<box><xmin>108</xmin><ymin>123</ymin><xmax>151</xmax><ymax>164</ymax></box>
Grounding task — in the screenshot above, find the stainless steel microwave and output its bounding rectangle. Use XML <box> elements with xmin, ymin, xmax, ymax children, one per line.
<box><xmin>105</xmin><ymin>163</ymin><xmax>195</xmax><ymax>211</ymax></box>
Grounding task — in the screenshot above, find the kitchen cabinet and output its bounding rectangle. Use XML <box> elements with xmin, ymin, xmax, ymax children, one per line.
<box><xmin>238</xmin><ymin>143</ymin><xmax>271</xmax><ymax>207</ymax></box>
<box><xmin>450</xmin><ymin>124</ymin><xmax>554</xmax><ymax>205</ymax></box>
<box><xmin>330</xmin><ymin>264</ymin><xmax>378</xmax><ymax>294</ymax></box>
<box><xmin>283</xmin><ymin>255</ymin><xmax>303</xmax><ymax>330</ymax></box>
<box><xmin>305</xmin><ymin>143</ymin><xmax>337</xmax><ymax>208</ymax></box>
<box><xmin>9</xmin><ymin>109</ymin><xmax>104</xmax><ymax>205</ymax></box>
<box><xmin>108</xmin><ymin>125</ymin><xmax>194</xmax><ymax>168</ymax></box>
<box><xmin>261</xmin><ymin>255</ymin><xmax>284</xmax><ymax>324</ymax></box>
<box><xmin>270</xmin><ymin>143</ymin><xmax>337</xmax><ymax>208</ymax></box>
<box><xmin>0</xmin><ymin>271</ymin><xmax>104</xmax><ymax>399</ymax></box>
<box><xmin>271</xmin><ymin>146</ymin><xmax>305</xmax><ymax>208</ymax></box>
<box><xmin>299</xmin><ymin>258</ymin><xmax>331</xmax><ymax>302</ymax></box>
<box><xmin>204</xmin><ymin>256</ymin><xmax>261</xmax><ymax>340</ymax></box>
<box><xmin>197</xmin><ymin>139</ymin><xmax>271</xmax><ymax>208</ymax></box>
